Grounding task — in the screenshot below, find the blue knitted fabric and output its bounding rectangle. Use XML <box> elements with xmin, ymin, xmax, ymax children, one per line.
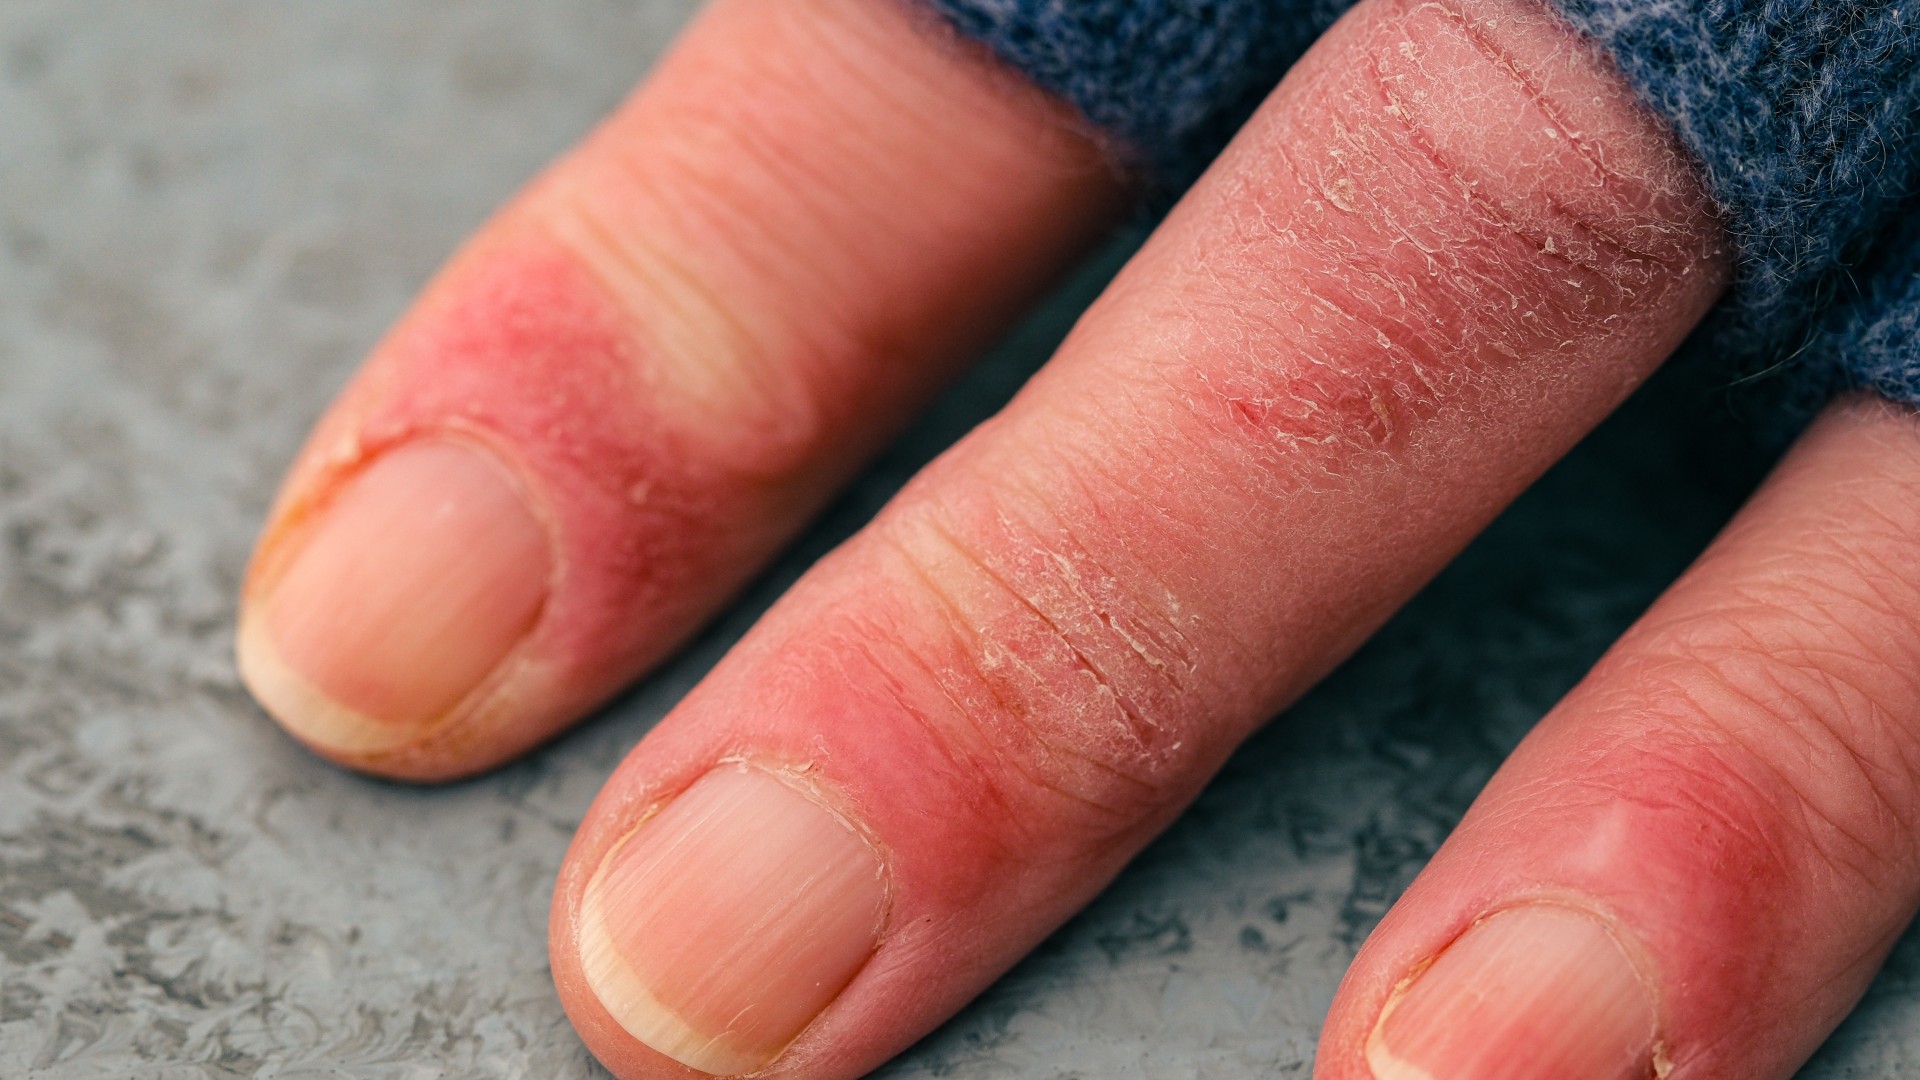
<box><xmin>923</xmin><ymin>0</ymin><xmax>1353</xmax><ymax>191</ymax></box>
<box><xmin>926</xmin><ymin>0</ymin><xmax>1920</xmax><ymax>410</ymax></box>
<box><xmin>1550</xmin><ymin>0</ymin><xmax>1920</xmax><ymax>413</ymax></box>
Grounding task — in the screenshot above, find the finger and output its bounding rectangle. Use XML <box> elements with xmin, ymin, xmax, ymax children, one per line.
<box><xmin>235</xmin><ymin>0</ymin><xmax>1123</xmax><ymax>779</ymax></box>
<box><xmin>548</xmin><ymin>0</ymin><xmax>1728</xmax><ymax>1075</ymax></box>
<box><xmin>1314</xmin><ymin>394</ymin><xmax>1920</xmax><ymax>1080</ymax></box>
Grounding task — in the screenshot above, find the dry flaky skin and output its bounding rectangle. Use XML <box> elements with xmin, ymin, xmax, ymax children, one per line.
<box><xmin>555</xmin><ymin>0</ymin><xmax>1728</xmax><ymax>1078</ymax></box>
<box><xmin>852</xmin><ymin>0</ymin><xmax>1727</xmax><ymax>825</ymax></box>
<box><xmin>14</xmin><ymin>1</ymin><xmax>1920</xmax><ymax>1079</ymax></box>
<box><xmin>235</xmin><ymin>0</ymin><xmax>1119</xmax><ymax>781</ymax></box>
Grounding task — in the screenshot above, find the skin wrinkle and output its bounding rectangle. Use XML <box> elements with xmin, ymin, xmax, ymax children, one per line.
<box><xmin>1695</xmin><ymin>668</ymin><xmax>1897</xmax><ymax>884</ymax></box>
<box><xmin>1624</xmin><ymin>656</ymin><xmax>1919</xmax><ymax>890</ymax></box>
<box><xmin>614</xmin><ymin>4</ymin><xmax>952</xmax><ymax>331</ymax></box>
<box><xmin>1188</xmin><ymin>165</ymin><xmax>1445</xmax><ymax>463</ymax></box>
<box><xmin>1701</xmin><ymin>588</ymin><xmax>1898</xmax><ymax>672</ymax></box>
<box><xmin>1720</xmin><ymin>548</ymin><xmax>1915</xmax><ymax>628</ymax></box>
<box><xmin>755</xmin><ymin>5</ymin><xmax>927</xmax><ymax>173</ymax></box>
<box><xmin>1638</xmin><ymin>517</ymin><xmax>1920</xmax><ymax>822</ymax></box>
<box><xmin>1363</xmin><ymin>46</ymin><xmax>1622</xmax><ymax>282</ymax></box>
<box><xmin>948</xmin><ymin>447</ymin><xmax>1206</xmax><ymax>690</ymax></box>
<box><xmin>867</xmin><ymin>529</ymin><xmax>1171</xmax><ymax>822</ymax></box>
<box><xmin>1695</xmin><ymin>637</ymin><xmax>1920</xmax><ymax>865</ymax></box>
<box><xmin>909</xmin><ymin>511</ymin><xmax>1188</xmax><ymax>759</ymax></box>
<box><xmin>1809</xmin><ymin>538</ymin><xmax>1920</xmax><ymax>612</ymax></box>
<box><xmin>825</xmin><ymin>622</ymin><xmax>1082</xmax><ymax>855</ymax></box>
<box><xmin>1718</xmin><ymin>463</ymin><xmax>1920</xmax><ymax>548</ymax></box>
<box><xmin>670</xmin><ymin>107</ymin><xmax>876</xmax><ymax>324</ymax></box>
<box><xmin>896</xmin><ymin>518</ymin><xmax>1190</xmax><ymax>793</ymax></box>
<box><xmin>949</xmin><ymin>429</ymin><xmax>1187</xmax><ymax>598</ymax></box>
<box><xmin>551</xmin><ymin>0</ymin><xmax>1113</xmax><ymax>492</ymax></box>
<box><xmin>535</xmin><ymin>191</ymin><xmax>778</xmax><ymax>409</ymax></box>
<box><xmin>924</xmin><ymin>513</ymin><xmax>1163</xmax><ymax>743</ymax></box>
<box><xmin>1177</xmin><ymin>214</ymin><xmax>1456</xmax><ymax>468</ymax></box>
<box><xmin>1174</xmin><ymin>75</ymin><xmax>1668</xmax><ymax>497</ymax></box>
<box><xmin>573</xmin><ymin>150</ymin><xmax>844</xmax><ymax>464</ymax></box>
<box><xmin>1582</xmin><ymin>729</ymin><xmax>1802</xmax><ymax>887</ymax></box>
<box><xmin>1035</xmin><ymin>528</ymin><xmax>1197</xmax><ymax>692</ymax></box>
<box><xmin>600</xmin><ymin>129</ymin><xmax>839</xmax><ymax>329</ymax></box>
<box><xmin>1398</xmin><ymin>2</ymin><xmax>1702</xmax><ymax>269</ymax></box>
<box><xmin>1387</xmin><ymin>15</ymin><xmax>1698</xmax><ymax>275</ymax></box>
<box><xmin>754</xmin><ymin>13</ymin><xmax>1114</xmax><ymax>355</ymax></box>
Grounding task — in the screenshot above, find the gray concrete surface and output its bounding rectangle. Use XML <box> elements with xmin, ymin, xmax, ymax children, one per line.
<box><xmin>1</xmin><ymin>2</ymin><xmax>1916</xmax><ymax>1077</ymax></box>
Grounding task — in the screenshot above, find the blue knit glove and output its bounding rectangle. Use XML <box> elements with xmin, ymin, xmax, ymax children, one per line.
<box><xmin>925</xmin><ymin>0</ymin><xmax>1920</xmax><ymax>411</ymax></box>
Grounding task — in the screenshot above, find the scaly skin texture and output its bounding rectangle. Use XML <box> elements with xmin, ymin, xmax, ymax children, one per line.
<box><xmin>552</xmin><ymin>0</ymin><xmax>1727</xmax><ymax>1076</ymax></box>
<box><xmin>238</xmin><ymin>0</ymin><xmax>1119</xmax><ymax>779</ymax></box>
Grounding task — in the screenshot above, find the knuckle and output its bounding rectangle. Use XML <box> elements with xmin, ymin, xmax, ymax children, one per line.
<box><xmin>870</xmin><ymin>482</ymin><xmax>1208</xmax><ymax>827</ymax></box>
<box><xmin>1570</xmin><ymin>718</ymin><xmax>1804</xmax><ymax>883</ymax></box>
<box><xmin>1620</xmin><ymin>598</ymin><xmax>1920</xmax><ymax>885</ymax></box>
<box><xmin>524</xmin><ymin>149</ymin><xmax>839</xmax><ymax>480</ymax></box>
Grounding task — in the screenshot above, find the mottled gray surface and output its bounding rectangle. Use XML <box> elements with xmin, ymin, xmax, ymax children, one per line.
<box><xmin>0</xmin><ymin>2</ymin><xmax>1916</xmax><ymax>1078</ymax></box>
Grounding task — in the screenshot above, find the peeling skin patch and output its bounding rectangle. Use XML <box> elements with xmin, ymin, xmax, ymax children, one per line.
<box><xmin>1324</xmin><ymin>173</ymin><xmax>1364</xmax><ymax>214</ymax></box>
<box><xmin>0</xmin><ymin>3</ymin><xmax>712</xmax><ymax>1071</ymax></box>
<box><xmin>0</xmin><ymin>0</ymin><xmax>1915</xmax><ymax>1078</ymax></box>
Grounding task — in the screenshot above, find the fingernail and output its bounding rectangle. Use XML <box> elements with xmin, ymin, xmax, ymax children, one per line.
<box><xmin>579</xmin><ymin>765</ymin><xmax>888</xmax><ymax>1075</ymax></box>
<box><xmin>1367</xmin><ymin>904</ymin><xmax>1660</xmax><ymax>1080</ymax></box>
<box><xmin>238</xmin><ymin>438</ymin><xmax>550</xmax><ymax>752</ymax></box>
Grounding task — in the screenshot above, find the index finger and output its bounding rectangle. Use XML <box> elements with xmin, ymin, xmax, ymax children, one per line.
<box><xmin>236</xmin><ymin>0</ymin><xmax>1123</xmax><ymax>778</ymax></box>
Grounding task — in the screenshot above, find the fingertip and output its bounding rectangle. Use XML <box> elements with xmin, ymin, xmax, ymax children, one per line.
<box><xmin>236</xmin><ymin>605</ymin><xmax>401</xmax><ymax>764</ymax></box>
<box><xmin>1360</xmin><ymin>904</ymin><xmax>1660</xmax><ymax>1080</ymax></box>
<box><xmin>239</xmin><ymin>0</ymin><xmax>1124</xmax><ymax>784</ymax></box>
<box><xmin>237</xmin><ymin>436</ymin><xmax>554</xmax><ymax>776</ymax></box>
<box><xmin>1320</xmin><ymin>397</ymin><xmax>1920</xmax><ymax>1080</ymax></box>
<box><xmin>572</xmin><ymin>764</ymin><xmax>888</xmax><ymax>1075</ymax></box>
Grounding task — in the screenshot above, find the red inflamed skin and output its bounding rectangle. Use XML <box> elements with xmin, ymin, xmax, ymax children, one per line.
<box><xmin>544</xmin><ymin>0</ymin><xmax>1727</xmax><ymax>1075</ymax></box>
<box><xmin>238</xmin><ymin>0</ymin><xmax>1920</xmax><ymax>1077</ymax></box>
<box><xmin>237</xmin><ymin>0</ymin><xmax>1123</xmax><ymax>779</ymax></box>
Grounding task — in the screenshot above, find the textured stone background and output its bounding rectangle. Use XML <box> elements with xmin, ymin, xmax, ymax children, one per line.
<box><xmin>1</xmin><ymin>2</ymin><xmax>1917</xmax><ymax>1077</ymax></box>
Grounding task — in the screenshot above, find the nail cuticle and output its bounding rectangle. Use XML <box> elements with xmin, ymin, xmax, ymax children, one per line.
<box><xmin>1365</xmin><ymin>899</ymin><xmax>1663</xmax><ymax>1080</ymax></box>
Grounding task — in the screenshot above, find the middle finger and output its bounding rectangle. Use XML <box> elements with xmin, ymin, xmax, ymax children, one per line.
<box><xmin>549</xmin><ymin>0</ymin><xmax>1730</xmax><ymax>1076</ymax></box>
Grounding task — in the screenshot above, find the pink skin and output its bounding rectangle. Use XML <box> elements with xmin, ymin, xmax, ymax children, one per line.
<box><xmin>241</xmin><ymin>0</ymin><xmax>1920</xmax><ymax>1073</ymax></box>
<box><xmin>550</xmin><ymin>0</ymin><xmax>1726</xmax><ymax>1075</ymax></box>
<box><xmin>1316</xmin><ymin>396</ymin><xmax>1920</xmax><ymax>1080</ymax></box>
<box><xmin>248</xmin><ymin>244</ymin><xmax>756</xmax><ymax>774</ymax></box>
<box><xmin>240</xmin><ymin>0</ymin><xmax>1120</xmax><ymax>779</ymax></box>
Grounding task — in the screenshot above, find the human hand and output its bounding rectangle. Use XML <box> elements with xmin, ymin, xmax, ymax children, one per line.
<box><xmin>232</xmin><ymin>0</ymin><xmax>1920</xmax><ymax>1077</ymax></box>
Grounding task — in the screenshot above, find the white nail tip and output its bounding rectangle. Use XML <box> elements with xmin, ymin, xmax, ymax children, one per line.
<box><xmin>577</xmin><ymin>880</ymin><xmax>770</xmax><ymax>1075</ymax></box>
<box><xmin>236</xmin><ymin>611</ymin><xmax>420</xmax><ymax>756</ymax></box>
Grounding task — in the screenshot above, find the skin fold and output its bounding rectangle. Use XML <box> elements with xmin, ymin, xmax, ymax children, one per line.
<box><xmin>234</xmin><ymin>0</ymin><xmax>1920</xmax><ymax>1075</ymax></box>
<box><xmin>1316</xmin><ymin>397</ymin><xmax>1920</xmax><ymax>1079</ymax></box>
<box><xmin>545</xmin><ymin>0</ymin><xmax>1724</xmax><ymax>1075</ymax></box>
<box><xmin>237</xmin><ymin>0</ymin><xmax>1121</xmax><ymax>779</ymax></box>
